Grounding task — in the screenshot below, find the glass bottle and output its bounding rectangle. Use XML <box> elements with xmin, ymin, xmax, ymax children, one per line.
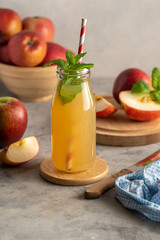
<box><xmin>51</xmin><ymin>67</ymin><xmax>96</xmax><ymax>172</ymax></box>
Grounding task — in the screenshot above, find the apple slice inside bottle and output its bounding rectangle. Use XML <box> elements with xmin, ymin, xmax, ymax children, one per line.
<box><xmin>94</xmin><ymin>94</ymin><xmax>117</xmax><ymax>117</ymax></box>
<box><xmin>119</xmin><ymin>90</ymin><xmax>160</xmax><ymax>121</ymax></box>
<box><xmin>0</xmin><ymin>136</ymin><xmax>39</xmax><ymax>165</ymax></box>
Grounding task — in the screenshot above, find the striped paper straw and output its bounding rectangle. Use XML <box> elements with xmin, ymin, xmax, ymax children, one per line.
<box><xmin>78</xmin><ymin>18</ymin><xmax>87</xmax><ymax>63</ymax></box>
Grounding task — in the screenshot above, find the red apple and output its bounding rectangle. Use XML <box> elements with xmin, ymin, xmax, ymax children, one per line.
<box><xmin>113</xmin><ymin>68</ymin><xmax>152</xmax><ymax>104</ymax></box>
<box><xmin>94</xmin><ymin>94</ymin><xmax>117</xmax><ymax>117</ymax></box>
<box><xmin>22</xmin><ymin>16</ymin><xmax>54</xmax><ymax>42</ymax></box>
<box><xmin>40</xmin><ymin>42</ymin><xmax>67</xmax><ymax>66</ymax></box>
<box><xmin>8</xmin><ymin>30</ymin><xmax>47</xmax><ymax>67</ymax></box>
<box><xmin>119</xmin><ymin>90</ymin><xmax>160</xmax><ymax>121</ymax></box>
<box><xmin>0</xmin><ymin>96</ymin><xmax>28</xmax><ymax>148</ymax></box>
<box><xmin>0</xmin><ymin>136</ymin><xmax>39</xmax><ymax>165</ymax></box>
<box><xmin>0</xmin><ymin>44</ymin><xmax>11</xmax><ymax>64</ymax></box>
<box><xmin>0</xmin><ymin>8</ymin><xmax>22</xmax><ymax>44</ymax></box>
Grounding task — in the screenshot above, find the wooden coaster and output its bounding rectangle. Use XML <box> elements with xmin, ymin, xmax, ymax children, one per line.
<box><xmin>40</xmin><ymin>156</ymin><xmax>109</xmax><ymax>186</ymax></box>
<box><xmin>96</xmin><ymin>95</ymin><xmax>160</xmax><ymax>146</ymax></box>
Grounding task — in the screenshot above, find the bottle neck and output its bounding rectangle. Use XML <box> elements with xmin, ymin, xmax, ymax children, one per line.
<box><xmin>56</xmin><ymin>67</ymin><xmax>90</xmax><ymax>81</ymax></box>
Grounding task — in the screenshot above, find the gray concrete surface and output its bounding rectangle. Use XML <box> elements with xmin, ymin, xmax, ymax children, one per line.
<box><xmin>1</xmin><ymin>0</ymin><xmax>160</xmax><ymax>79</ymax></box>
<box><xmin>0</xmin><ymin>79</ymin><xmax>160</xmax><ymax>240</ymax></box>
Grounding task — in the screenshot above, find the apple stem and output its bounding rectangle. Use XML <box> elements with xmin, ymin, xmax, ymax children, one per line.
<box><xmin>33</xmin><ymin>16</ymin><xmax>40</xmax><ymax>19</ymax></box>
<box><xmin>27</xmin><ymin>41</ymin><xmax>35</xmax><ymax>47</ymax></box>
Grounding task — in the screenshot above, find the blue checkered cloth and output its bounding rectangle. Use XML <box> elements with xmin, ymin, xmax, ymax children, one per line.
<box><xmin>115</xmin><ymin>159</ymin><xmax>160</xmax><ymax>222</ymax></box>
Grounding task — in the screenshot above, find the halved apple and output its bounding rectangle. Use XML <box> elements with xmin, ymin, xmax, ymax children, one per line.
<box><xmin>119</xmin><ymin>91</ymin><xmax>160</xmax><ymax>121</ymax></box>
<box><xmin>0</xmin><ymin>136</ymin><xmax>39</xmax><ymax>165</ymax></box>
<box><xmin>94</xmin><ymin>94</ymin><xmax>117</xmax><ymax>117</ymax></box>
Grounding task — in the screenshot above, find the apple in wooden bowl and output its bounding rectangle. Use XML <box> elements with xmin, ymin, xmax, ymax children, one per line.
<box><xmin>22</xmin><ymin>16</ymin><xmax>55</xmax><ymax>42</ymax></box>
<box><xmin>0</xmin><ymin>32</ymin><xmax>69</xmax><ymax>102</ymax></box>
<box><xmin>0</xmin><ymin>8</ymin><xmax>22</xmax><ymax>44</ymax></box>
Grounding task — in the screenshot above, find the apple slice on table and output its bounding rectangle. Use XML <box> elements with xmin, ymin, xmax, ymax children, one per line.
<box><xmin>94</xmin><ymin>94</ymin><xmax>117</xmax><ymax>117</ymax></box>
<box><xmin>119</xmin><ymin>91</ymin><xmax>160</xmax><ymax>121</ymax></box>
<box><xmin>0</xmin><ymin>136</ymin><xmax>39</xmax><ymax>165</ymax></box>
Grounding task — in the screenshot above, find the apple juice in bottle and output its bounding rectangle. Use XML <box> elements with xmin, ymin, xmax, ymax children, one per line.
<box><xmin>51</xmin><ymin>67</ymin><xmax>96</xmax><ymax>172</ymax></box>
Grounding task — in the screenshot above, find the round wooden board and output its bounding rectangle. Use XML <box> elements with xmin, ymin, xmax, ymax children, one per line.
<box><xmin>96</xmin><ymin>95</ymin><xmax>160</xmax><ymax>146</ymax></box>
<box><xmin>40</xmin><ymin>156</ymin><xmax>109</xmax><ymax>186</ymax></box>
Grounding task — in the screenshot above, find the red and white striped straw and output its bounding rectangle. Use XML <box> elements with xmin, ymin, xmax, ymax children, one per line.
<box><xmin>78</xmin><ymin>18</ymin><xmax>87</xmax><ymax>63</ymax></box>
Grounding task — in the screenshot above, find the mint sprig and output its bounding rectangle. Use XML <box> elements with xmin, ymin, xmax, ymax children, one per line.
<box><xmin>43</xmin><ymin>51</ymin><xmax>94</xmax><ymax>70</ymax></box>
<box><xmin>131</xmin><ymin>67</ymin><xmax>160</xmax><ymax>104</ymax></box>
<box><xmin>43</xmin><ymin>51</ymin><xmax>94</xmax><ymax>104</ymax></box>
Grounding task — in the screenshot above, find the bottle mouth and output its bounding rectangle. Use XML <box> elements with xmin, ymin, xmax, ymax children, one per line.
<box><xmin>56</xmin><ymin>67</ymin><xmax>90</xmax><ymax>77</ymax></box>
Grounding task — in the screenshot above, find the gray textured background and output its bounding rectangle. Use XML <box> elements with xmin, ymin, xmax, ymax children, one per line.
<box><xmin>1</xmin><ymin>0</ymin><xmax>160</xmax><ymax>79</ymax></box>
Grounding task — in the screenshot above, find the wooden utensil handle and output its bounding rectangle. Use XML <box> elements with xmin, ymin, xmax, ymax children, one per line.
<box><xmin>84</xmin><ymin>168</ymin><xmax>132</xmax><ymax>199</ymax></box>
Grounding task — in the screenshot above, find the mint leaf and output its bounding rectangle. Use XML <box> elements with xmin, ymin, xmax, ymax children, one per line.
<box><xmin>151</xmin><ymin>91</ymin><xmax>160</xmax><ymax>104</ymax></box>
<box><xmin>42</xmin><ymin>60</ymin><xmax>55</xmax><ymax>68</ymax></box>
<box><xmin>66</xmin><ymin>51</ymin><xmax>75</xmax><ymax>66</ymax></box>
<box><xmin>43</xmin><ymin>59</ymin><xmax>69</xmax><ymax>69</ymax></box>
<box><xmin>51</xmin><ymin>59</ymin><xmax>69</xmax><ymax>69</ymax></box>
<box><xmin>60</xmin><ymin>94</ymin><xmax>76</xmax><ymax>104</ymax></box>
<box><xmin>74</xmin><ymin>52</ymin><xmax>87</xmax><ymax>63</ymax></box>
<box><xmin>63</xmin><ymin>77</ymin><xmax>73</xmax><ymax>85</ymax></box>
<box><xmin>152</xmin><ymin>67</ymin><xmax>160</xmax><ymax>90</ymax></box>
<box><xmin>131</xmin><ymin>81</ymin><xmax>150</xmax><ymax>93</ymax></box>
<box><xmin>59</xmin><ymin>83</ymin><xmax>83</xmax><ymax>104</ymax></box>
<box><xmin>72</xmin><ymin>63</ymin><xmax>94</xmax><ymax>70</ymax></box>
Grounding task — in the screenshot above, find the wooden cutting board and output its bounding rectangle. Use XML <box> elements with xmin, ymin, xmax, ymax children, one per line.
<box><xmin>96</xmin><ymin>95</ymin><xmax>160</xmax><ymax>146</ymax></box>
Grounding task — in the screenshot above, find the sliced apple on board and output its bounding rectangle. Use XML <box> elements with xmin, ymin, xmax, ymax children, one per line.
<box><xmin>94</xmin><ymin>94</ymin><xmax>117</xmax><ymax>117</ymax></box>
<box><xmin>0</xmin><ymin>136</ymin><xmax>39</xmax><ymax>165</ymax></box>
<box><xmin>119</xmin><ymin>91</ymin><xmax>160</xmax><ymax>121</ymax></box>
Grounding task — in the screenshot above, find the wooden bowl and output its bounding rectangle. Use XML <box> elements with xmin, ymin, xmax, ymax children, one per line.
<box><xmin>0</xmin><ymin>63</ymin><xmax>57</xmax><ymax>102</ymax></box>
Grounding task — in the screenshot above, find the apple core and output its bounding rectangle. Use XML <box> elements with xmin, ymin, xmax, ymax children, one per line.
<box><xmin>138</xmin><ymin>96</ymin><xmax>152</xmax><ymax>103</ymax></box>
